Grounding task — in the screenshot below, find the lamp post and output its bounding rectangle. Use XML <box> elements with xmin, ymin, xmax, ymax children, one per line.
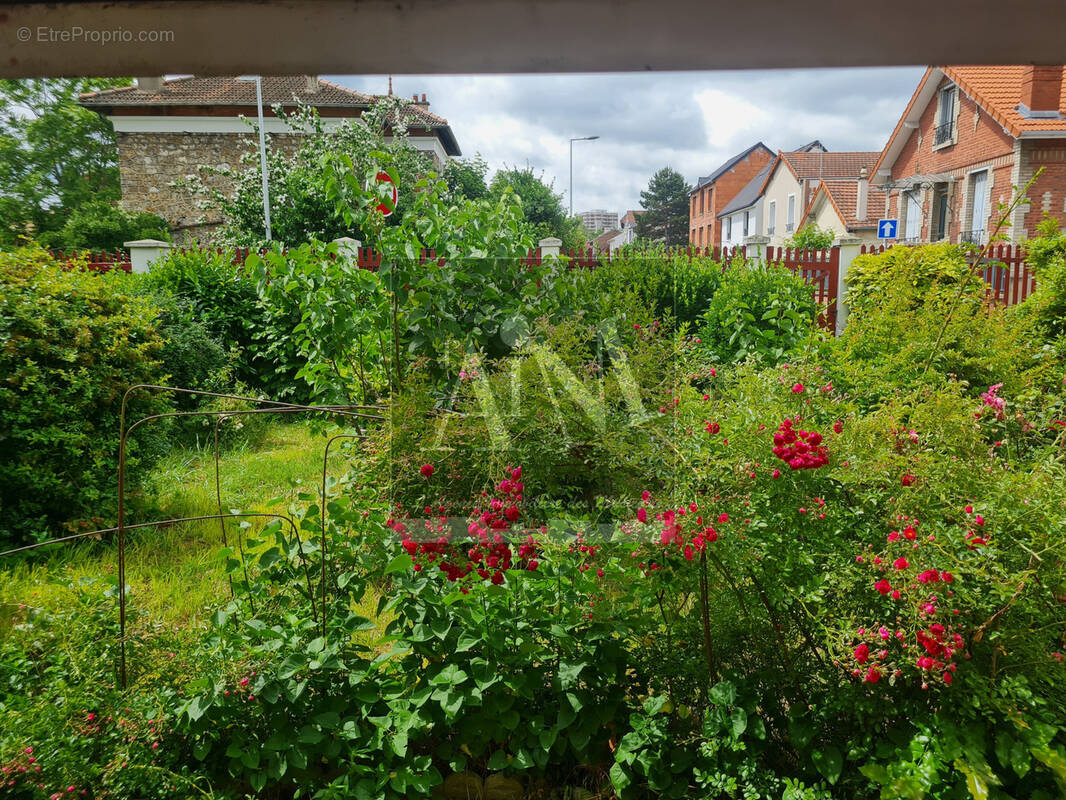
<box><xmin>237</xmin><ymin>75</ymin><xmax>273</xmax><ymax>241</ymax></box>
<box><xmin>569</xmin><ymin>135</ymin><xmax>599</xmax><ymax>218</ymax></box>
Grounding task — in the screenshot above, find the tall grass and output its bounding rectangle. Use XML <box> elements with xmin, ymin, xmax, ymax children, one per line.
<box><xmin>0</xmin><ymin>421</ymin><xmax>351</xmax><ymax>629</ymax></box>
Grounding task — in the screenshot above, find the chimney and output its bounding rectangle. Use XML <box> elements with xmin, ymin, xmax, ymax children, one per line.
<box><xmin>856</xmin><ymin>167</ymin><xmax>869</xmax><ymax>222</ymax></box>
<box><xmin>304</xmin><ymin>75</ymin><xmax>320</xmax><ymax>94</ymax></box>
<box><xmin>136</xmin><ymin>77</ymin><xmax>163</xmax><ymax>92</ymax></box>
<box><xmin>1020</xmin><ymin>66</ymin><xmax>1063</xmax><ymax>116</ymax></box>
<box><xmin>421</xmin><ymin>93</ymin><xmax>427</xmax><ymax>104</ymax></box>
<box><xmin>412</xmin><ymin>94</ymin><xmax>418</xmax><ymax>102</ymax></box>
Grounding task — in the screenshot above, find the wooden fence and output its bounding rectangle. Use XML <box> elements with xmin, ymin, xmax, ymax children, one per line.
<box><xmin>50</xmin><ymin>250</ymin><xmax>132</xmax><ymax>273</ymax></box>
<box><xmin>51</xmin><ymin>241</ymin><xmax>1039</xmax><ymax>333</ymax></box>
<box><xmin>859</xmin><ymin>243</ymin><xmax>1037</xmax><ymax>307</ymax></box>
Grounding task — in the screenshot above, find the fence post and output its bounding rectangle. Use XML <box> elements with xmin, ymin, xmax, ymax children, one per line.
<box><xmin>123</xmin><ymin>239</ymin><xmax>172</xmax><ymax>273</ymax></box>
<box><xmin>538</xmin><ymin>237</ymin><xmax>562</xmax><ymax>259</ymax></box>
<box><xmin>834</xmin><ymin>237</ymin><xmax>864</xmax><ymax>335</ymax></box>
<box><xmin>332</xmin><ymin>236</ymin><xmax>362</xmax><ymax>263</ymax></box>
<box><xmin>744</xmin><ymin>235</ymin><xmax>770</xmax><ymax>266</ymax></box>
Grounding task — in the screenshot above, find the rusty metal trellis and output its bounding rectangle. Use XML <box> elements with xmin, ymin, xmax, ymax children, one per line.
<box><xmin>0</xmin><ymin>385</ymin><xmax>385</xmax><ymax>689</ymax></box>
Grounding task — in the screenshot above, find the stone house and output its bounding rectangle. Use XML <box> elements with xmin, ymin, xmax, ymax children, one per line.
<box><xmin>79</xmin><ymin>75</ymin><xmax>461</xmax><ymax>243</ymax></box>
<box><xmin>688</xmin><ymin>142</ymin><xmax>774</xmax><ymax>248</ymax></box>
<box><xmin>873</xmin><ymin>65</ymin><xmax>1066</xmax><ymax>244</ymax></box>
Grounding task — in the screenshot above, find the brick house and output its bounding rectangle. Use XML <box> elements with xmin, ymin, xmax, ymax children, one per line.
<box><xmin>873</xmin><ymin>65</ymin><xmax>1066</xmax><ymax>244</ymax></box>
<box><xmin>688</xmin><ymin>142</ymin><xmax>774</xmax><ymax>247</ymax></box>
<box><xmin>79</xmin><ymin>75</ymin><xmax>461</xmax><ymax>243</ymax></box>
<box><xmin>760</xmin><ymin>144</ymin><xmax>881</xmax><ymax>246</ymax></box>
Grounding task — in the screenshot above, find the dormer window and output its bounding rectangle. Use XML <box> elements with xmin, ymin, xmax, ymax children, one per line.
<box><xmin>934</xmin><ymin>84</ymin><xmax>957</xmax><ymax>148</ymax></box>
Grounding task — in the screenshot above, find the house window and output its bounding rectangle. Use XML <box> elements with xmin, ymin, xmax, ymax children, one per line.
<box><xmin>935</xmin><ymin>85</ymin><xmax>956</xmax><ymax>147</ymax></box>
<box><xmin>692</xmin><ymin>196</ymin><xmax>697</xmax><ymax>216</ymax></box>
<box><xmin>699</xmin><ymin>191</ymin><xmax>704</xmax><ymax>215</ymax></box>
<box><xmin>767</xmin><ymin>200</ymin><xmax>776</xmax><ymax>235</ymax></box>
<box><xmin>963</xmin><ymin>169</ymin><xmax>988</xmax><ymax>244</ymax></box>
<box><xmin>786</xmin><ymin>194</ymin><xmax>796</xmax><ymax>232</ymax></box>
<box><xmin>904</xmin><ymin>190</ymin><xmax>922</xmax><ymax>241</ymax></box>
<box><xmin>743</xmin><ymin>210</ymin><xmax>750</xmax><ymax>237</ymax></box>
<box><xmin>726</xmin><ymin>216</ymin><xmax>733</xmax><ymax>241</ymax></box>
<box><xmin>932</xmin><ymin>184</ymin><xmax>950</xmax><ymax>240</ymax></box>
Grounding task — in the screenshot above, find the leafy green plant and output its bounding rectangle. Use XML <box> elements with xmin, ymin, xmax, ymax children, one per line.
<box><xmin>697</xmin><ymin>260</ymin><xmax>817</xmax><ymax>363</ymax></box>
<box><xmin>41</xmin><ymin>200</ymin><xmax>170</xmax><ymax>252</ymax></box>
<box><xmin>0</xmin><ymin>246</ymin><xmax>169</xmax><ymax>546</ymax></box>
<box><xmin>783</xmin><ymin>222</ymin><xmax>835</xmax><ymax>250</ymax></box>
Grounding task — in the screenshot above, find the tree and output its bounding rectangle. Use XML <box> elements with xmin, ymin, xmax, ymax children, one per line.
<box><xmin>184</xmin><ymin>101</ymin><xmax>436</xmax><ymax>247</ymax></box>
<box><xmin>0</xmin><ymin>78</ymin><xmax>130</xmax><ymax>246</ymax></box>
<box><xmin>635</xmin><ymin>167</ymin><xmax>691</xmax><ymax>247</ymax></box>
<box><xmin>489</xmin><ymin>166</ymin><xmax>584</xmax><ymax>249</ymax></box>
<box><xmin>43</xmin><ymin>200</ymin><xmax>170</xmax><ymax>251</ymax></box>
<box><xmin>443</xmin><ymin>155</ymin><xmax>490</xmax><ymax>202</ymax></box>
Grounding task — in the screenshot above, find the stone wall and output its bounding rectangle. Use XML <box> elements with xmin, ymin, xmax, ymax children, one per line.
<box><xmin>115</xmin><ymin>131</ymin><xmax>303</xmax><ymax>245</ymax></box>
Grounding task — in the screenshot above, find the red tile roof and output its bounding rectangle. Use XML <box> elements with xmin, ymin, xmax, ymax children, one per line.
<box><xmin>943</xmin><ymin>65</ymin><xmax>1066</xmax><ymax>137</ymax></box>
<box><xmin>803</xmin><ymin>180</ymin><xmax>886</xmax><ymax>230</ymax></box>
<box><xmin>620</xmin><ymin>210</ymin><xmax>644</xmax><ymax>226</ymax></box>
<box><xmin>779</xmin><ymin>150</ymin><xmax>881</xmax><ymax>180</ymax></box>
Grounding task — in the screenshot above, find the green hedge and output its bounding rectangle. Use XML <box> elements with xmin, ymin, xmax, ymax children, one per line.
<box><xmin>0</xmin><ymin>247</ymin><xmax>170</xmax><ymax>546</ymax></box>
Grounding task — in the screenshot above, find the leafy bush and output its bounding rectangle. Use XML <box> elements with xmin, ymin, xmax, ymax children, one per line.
<box><xmin>1022</xmin><ymin>215</ymin><xmax>1066</xmax><ymax>338</ymax></box>
<box><xmin>783</xmin><ymin>222</ymin><xmax>834</xmax><ymax>250</ymax></box>
<box><xmin>835</xmin><ymin>243</ymin><xmax>1047</xmax><ymax>407</ymax></box>
<box><xmin>143</xmin><ymin>247</ymin><xmax>300</xmax><ymax>397</ymax></box>
<box><xmin>845</xmin><ymin>242</ymin><xmax>980</xmax><ymax>317</ymax></box>
<box><xmin>40</xmin><ymin>200</ymin><xmax>170</xmax><ymax>252</ymax></box>
<box><xmin>697</xmin><ymin>260</ymin><xmax>817</xmax><ymax>363</ymax></box>
<box><xmin>573</xmin><ymin>247</ymin><xmax>726</xmax><ymax>328</ymax></box>
<box><xmin>0</xmin><ymin>246</ymin><xmax>169</xmax><ymax>546</ymax></box>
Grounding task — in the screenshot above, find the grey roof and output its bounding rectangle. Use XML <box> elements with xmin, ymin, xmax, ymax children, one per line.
<box><xmin>791</xmin><ymin>140</ymin><xmax>827</xmax><ymax>152</ymax></box>
<box><xmin>691</xmin><ymin>141</ymin><xmax>773</xmax><ymax>193</ymax></box>
<box><xmin>716</xmin><ymin>162</ymin><xmax>772</xmax><ymax>217</ymax></box>
<box><xmin>80</xmin><ymin>75</ymin><xmax>461</xmax><ymax>155</ymax></box>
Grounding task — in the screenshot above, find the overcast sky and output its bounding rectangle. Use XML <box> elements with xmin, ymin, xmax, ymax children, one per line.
<box><xmin>333</xmin><ymin>68</ymin><xmax>926</xmax><ymax>220</ymax></box>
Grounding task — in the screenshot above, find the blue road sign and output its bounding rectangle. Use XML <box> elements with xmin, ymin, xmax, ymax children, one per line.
<box><xmin>877</xmin><ymin>218</ymin><xmax>898</xmax><ymax>239</ymax></box>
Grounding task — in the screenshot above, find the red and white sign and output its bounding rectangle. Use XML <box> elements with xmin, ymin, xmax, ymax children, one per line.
<box><xmin>375</xmin><ymin>171</ymin><xmax>398</xmax><ymax>217</ymax></box>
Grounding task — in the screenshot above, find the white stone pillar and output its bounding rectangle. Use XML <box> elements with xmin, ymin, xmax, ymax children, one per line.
<box><xmin>332</xmin><ymin>236</ymin><xmax>363</xmax><ymax>263</ymax></box>
<box><xmin>538</xmin><ymin>237</ymin><xmax>562</xmax><ymax>259</ymax></box>
<box><xmin>834</xmin><ymin>236</ymin><xmax>864</xmax><ymax>335</ymax></box>
<box><xmin>124</xmin><ymin>239</ymin><xmax>173</xmax><ymax>273</ymax></box>
<box><xmin>744</xmin><ymin>235</ymin><xmax>770</xmax><ymax>266</ymax></box>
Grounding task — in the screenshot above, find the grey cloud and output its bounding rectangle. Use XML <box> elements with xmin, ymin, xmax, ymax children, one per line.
<box><xmin>332</xmin><ymin>67</ymin><xmax>925</xmax><ymax>216</ymax></box>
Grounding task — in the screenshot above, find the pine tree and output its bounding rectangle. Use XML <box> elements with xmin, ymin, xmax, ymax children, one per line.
<box><xmin>635</xmin><ymin>167</ymin><xmax>691</xmax><ymax>246</ymax></box>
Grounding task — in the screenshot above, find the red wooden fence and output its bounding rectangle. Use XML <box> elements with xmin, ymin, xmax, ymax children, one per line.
<box><xmin>858</xmin><ymin>242</ymin><xmax>1037</xmax><ymax>307</ymax></box>
<box><xmin>51</xmin><ymin>242</ymin><xmax>1038</xmax><ymax>335</ymax></box>
<box><xmin>765</xmin><ymin>246</ymin><xmax>840</xmax><ymax>330</ymax></box>
<box><xmin>51</xmin><ymin>250</ymin><xmax>132</xmax><ymax>274</ymax></box>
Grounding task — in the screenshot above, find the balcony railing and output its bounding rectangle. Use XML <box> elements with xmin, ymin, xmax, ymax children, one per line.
<box><xmin>934</xmin><ymin>120</ymin><xmax>954</xmax><ymax>146</ymax></box>
<box><xmin>960</xmin><ymin>229</ymin><xmax>985</xmax><ymax>245</ymax></box>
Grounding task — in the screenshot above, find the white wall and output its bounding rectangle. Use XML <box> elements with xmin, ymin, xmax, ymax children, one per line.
<box><xmin>762</xmin><ymin>163</ymin><xmax>804</xmax><ymax>247</ymax></box>
<box><xmin>721</xmin><ymin>201</ymin><xmax>763</xmax><ymax>248</ymax></box>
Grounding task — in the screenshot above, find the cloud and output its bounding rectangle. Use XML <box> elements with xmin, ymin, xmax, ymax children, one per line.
<box><xmin>331</xmin><ymin>67</ymin><xmax>925</xmax><ymax>221</ymax></box>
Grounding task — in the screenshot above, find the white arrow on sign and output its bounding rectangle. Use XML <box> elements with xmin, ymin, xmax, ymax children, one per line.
<box><xmin>879</xmin><ymin>219</ymin><xmax>897</xmax><ymax>238</ymax></box>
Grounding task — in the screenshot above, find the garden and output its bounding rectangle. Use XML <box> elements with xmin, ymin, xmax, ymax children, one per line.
<box><xmin>2</xmin><ymin>111</ymin><xmax>1066</xmax><ymax>800</ymax></box>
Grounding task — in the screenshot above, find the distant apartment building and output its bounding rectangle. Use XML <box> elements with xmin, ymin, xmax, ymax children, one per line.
<box><xmin>578</xmin><ymin>209</ymin><xmax>619</xmax><ymax>234</ymax></box>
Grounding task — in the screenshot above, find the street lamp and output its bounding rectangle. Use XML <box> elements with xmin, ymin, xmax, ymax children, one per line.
<box><xmin>569</xmin><ymin>135</ymin><xmax>599</xmax><ymax>218</ymax></box>
<box><xmin>237</xmin><ymin>75</ymin><xmax>272</xmax><ymax>241</ymax></box>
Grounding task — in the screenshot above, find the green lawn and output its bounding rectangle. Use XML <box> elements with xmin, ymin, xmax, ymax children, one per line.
<box><xmin>0</xmin><ymin>421</ymin><xmax>351</xmax><ymax>629</ymax></box>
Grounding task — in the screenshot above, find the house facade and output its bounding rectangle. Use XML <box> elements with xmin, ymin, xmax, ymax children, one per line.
<box><xmin>873</xmin><ymin>65</ymin><xmax>1066</xmax><ymax>244</ymax></box>
<box><xmin>79</xmin><ymin>75</ymin><xmax>461</xmax><ymax>243</ymax></box>
<box><xmin>689</xmin><ymin>142</ymin><xmax>774</xmax><ymax>247</ymax></box>
<box><xmin>799</xmin><ymin>171</ymin><xmax>887</xmax><ymax>244</ymax></box>
<box><xmin>718</xmin><ymin>162</ymin><xmax>772</xmax><ymax>248</ymax></box>
<box><xmin>616</xmin><ymin>210</ymin><xmax>643</xmax><ymax>249</ymax></box>
<box><xmin>761</xmin><ymin>145</ymin><xmax>881</xmax><ymax>246</ymax></box>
